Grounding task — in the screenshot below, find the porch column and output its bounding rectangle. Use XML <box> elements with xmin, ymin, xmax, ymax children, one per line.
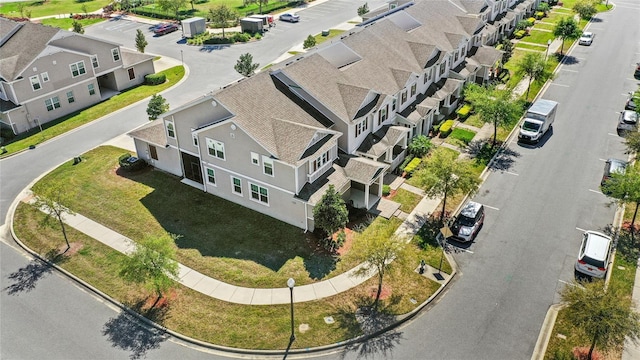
<box><xmin>364</xmin><ymin>183</ymin><xmax>370</xmax><ymax>209</ymax></box>
<box><xmin>377</xmin><ymin>177</ymin><xmax>383</xmax><ymax>198</ymax></box>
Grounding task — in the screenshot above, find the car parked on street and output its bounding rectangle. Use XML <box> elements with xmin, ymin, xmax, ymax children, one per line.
<box><xmin>279</xmin><ymin>13</ymin><xmax>300</xmax><ymax>22</ymax></box>
<box><xmin>617</xmin><ymin>110</ymin><xmax>638</xmax><ymax>136</ymax></box>
<box><xmin>626</xmin><ymin>92</ymin><xmax>637</xmax><ymax>111</ymax></box>
<box><xmin>578</xmin><ymin>32</ymin><xmax>594</xmax><ymax>46</ymax></box>
<box><xmin>154</xmin><ymin>23</ymin><xmax>179</xmax><ymax>36</ymax></box>
<box><xmin>575</xmin><ymin>231</ymin><xmax>612</xmax><ymax>279</ymax></box>
<box><xmin>601</xmin><ymin>158</ymin><xmax>627</xmax><ymax>186</ymax></box>
<box><xmin>450</xmin><ymin>201</ymin><xmax>485</xmax><ymax>242</ymax></box>
<box><xmin>635</xmin><ymin>62</ymin><xmax>640</xmax><ymax>79</ymax></box>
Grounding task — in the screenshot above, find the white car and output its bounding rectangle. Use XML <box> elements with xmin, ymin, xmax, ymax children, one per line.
<box><xmin>279</xmin><ymin>13</ymin><xmax>300</xmax><ymax>22</ymax></box>
<box><xmin>575</xmin><ymin>231</ymin><xmax>612</xmax><ymax>279</ymax></box>
<box><xmin>579</xmin><ymin>32</ymin><xmax>594</xmax><ymax>46</ymax></box>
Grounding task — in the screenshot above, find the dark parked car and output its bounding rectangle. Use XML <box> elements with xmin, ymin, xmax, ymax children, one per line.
<box><xmin>601</xmin><ymin>158</ymin><xmax>627</xmax><ymax>186</ymax></box>
<box><xmin>450</xmin><ymin>201</ymin><xmax>485</xmax><ymax>242</ymax></box>
<box><xmin>617</xmin><ymin>110</ymin><xmax>638</xmax><ymax>136</ymax></box>
<box><xmin>154</xmin><ymin>23</ymin><xmax>179</xmax><ymax>36</ymax></box>
<box><xmin>635</xmin><ymin>63</ymin><xmax>640</xmax><ymax>79</ymax></box>
<box><xmin>626</xmin><ymin>92</ymin><xmax>637</xmax><ymax>111</ymax></box>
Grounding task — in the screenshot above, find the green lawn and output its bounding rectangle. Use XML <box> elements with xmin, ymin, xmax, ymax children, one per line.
<box><xmin>40</xmin><ymin>17</ymin><xmax>105</xmax><ymax>30</ymax></box>
<box><xmin>446</xmin><ymin>128</ymin><xmax>476</xmax><ymax>147</ymax></box>
<box><xmin>312</xmin><ymin>29</ymin><xmax>345</xmax><ymax>46</ymax></box>
<box><xmin>1</xmin><ymin>66</ymin><xmax>184</xmax><ymax>156</ymax></box>
<box><xmin>525</xmin><ymin>29</ymin><xmax>556</xmax><ymax>44</ymax></box>
<box><xmin>533</xmin><ymin>22</ymin><xmax>557</xmax><ymax>31</ymax></box>
<box><xmin>0</xmin><ymin>0</ymin><xmax>112</xmax><ymax>18</ymax></box>
<box><xmin>515</xmin><ymin>43</ymin><xmax>547</xmax><ymax>51</ymax></box>
<box><xmin>389</xmin><ymin>188</ymin><xmax>423</xmax><ymax>213</ymax></box>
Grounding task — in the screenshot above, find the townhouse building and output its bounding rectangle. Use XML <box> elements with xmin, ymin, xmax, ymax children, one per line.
<box><xmin>0</xmin><ymin>17</ymin><xmax>155</xmax><ymax>135</ymax></box>
<box><xmin>129</xmin><ymin>0</ymin><xmax>539</xmax><ymax>231</ymax></box>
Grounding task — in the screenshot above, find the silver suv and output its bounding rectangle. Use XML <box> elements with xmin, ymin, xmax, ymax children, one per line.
<box><xmin>451</xmin><ymin>201</ymin><xmax>485</xmax><ymax>242</ymax></box>
<box><xmin>575</xmin><ymin>231</ymin><xmax>612</xmax><ymax>279</ymax></box>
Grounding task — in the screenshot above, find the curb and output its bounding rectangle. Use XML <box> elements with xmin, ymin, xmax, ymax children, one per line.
<box><xmin>531</xmin><ymin>303</ymin><xmax>565</xmax><ymax>360</ymax></box>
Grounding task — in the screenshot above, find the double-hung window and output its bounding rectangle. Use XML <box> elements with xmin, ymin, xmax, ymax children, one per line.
<box><xmin>206</xmin><ymin>138</ymin><xmax>225</xmax><ymax>160</ymax></box>
<box><xmin>166</xmin><ymin>122</ymin><xmax>175</xmax><ymax>138</ymax></box>
<box><xmin>41</xmin><ymin>72</ymin><xmax>49</xmax><ymax>82</ymax></box>
<box><xmin>401</xmin><ymin>91</ymin><xmax>407</xmax><ymax>104</ymax></box>
<box><xmin>45</xmin><ymin>97</ymin><xmax>61</xmax><ymax>111</ymax></box>
<box><xmin>206</xmin><ymin>168</ymin><xmax>216</xmax><ymax>185</ymax></box>
<box><xmin>70</xmin><ymin>61</ymin><xmax>86</xmax><ymax>77</ymax></box>
<box><xmin>66</xmin><ymin>91</ymin><xmax>75</xmax><ymax>103</ymax></box>
<box><xmin>312</xmin><ymin>150</ymin><xmax>330</xmax><ymax>172</ymax></box>
<box><xmin>356</xmin><ymin>118</ymin><xmax>369</xmax><ymax>137</ymax></box>
<box><xmin>232</xmin><ymin>177</ymin><xmax>242</xmax><ymax>195</ymax></box>
<box><xmin>91</xmin><ymin>55</ymin><xmax>99</xmax><ymax>68</ymax></box>
<box><xmin>250</xmin><ymin>183</ymin><xmax>269</xmax><ymax>204</ymax></box>
<box><xmin>88</xmin><ymin>83</ymin><xmax>96</xmax><ymax>95</ymax></box>
<box><xmin>263</xmin><ymin>157</ymin><xmax>274</xmax><ymax>176</ymax></box>
<box><xmin>30</xmin><ymin>76</ymin><xmax>41</xmax><ymax>91</ymax></box>
<box><xmin>111</xmin><ymin>48</ymin><xmax>121</xmax><ymax>61</ymax></box>
<box><xmin>410</xmin><ymin>83</ymin><xmax>417</xmax><ymax>97</ymax></box>
<box><xmin>251</xmin><ymin>152</ymin><xmax>260</xmax><ymax>166</ymax></box>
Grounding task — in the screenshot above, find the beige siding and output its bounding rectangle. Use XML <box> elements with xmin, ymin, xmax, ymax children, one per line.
<box><xmin>134</xmin><ymin>139</ymin><xmax>182</xmax><ymax>176</ymax></box>
<box><xmin>49</xmin><ymin>35</ymin><xmax>123</xmax><ymax>75</ymax></box>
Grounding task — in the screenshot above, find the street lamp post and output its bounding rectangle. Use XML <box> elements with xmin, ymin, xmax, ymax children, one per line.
<box><xmin>545</xmin><ymin>39</ymin><xmax>551</xmax><ymax>61</ymax></box>
<box><xmin>180</xmin><ymin>50</ymin><xmax>184</xmax><ymax>65</ymax></box>
<box><xmin>287</xmin><ymin>278</ymin><xmax>295</xmax><ymax>343</ymax></box>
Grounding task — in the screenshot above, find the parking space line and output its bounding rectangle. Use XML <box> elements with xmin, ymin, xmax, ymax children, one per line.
<box><xmin>503</xmin><ymin>171</ymin><xmax>519</xmax><ymax>176</ymax></box>
<box><xmin>560</xmin><ymin>69</ymin><xmax>579</xmax><ymax>73</ymax></box>
<box><xmin>483</xmin><ymin>204</ymin><xmax>500</xmax><ymax>211</ymax></box>
<box><xmin>447</xmin><ymin>243</ymin><xmax>474</xmax><ymax>254</ymax></box>
<box><xmin>599</xmin><ymin>158</ymin><xmax>607</xmax><ymax>162</ymax></box>
<box><xmin>589</xmin><ymin>189</ymin><xmax>603</xmax><ymax>195</ymax></box>
<box><xmin>608</xmin><ymin>133</ymin><xmax>619</xmax><ymax>136</ymax></box>
<box><xmin>550</xmin><ymin>83</ymin><xmax>570</xmax><ymax>87</ymax></box>
<box><xmin>576</xmin><ymin>227</ymin><xmax>587</xmax><ymax>232</ymax></box>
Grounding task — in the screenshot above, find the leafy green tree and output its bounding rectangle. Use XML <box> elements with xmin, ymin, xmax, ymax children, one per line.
<box><xmin>463</xmin><ymin>83</ymin><xmax>523</xmax><ymax>147</ymax></box>
<box><xmin>500</xmin><ymin>38</ymin><xmax>514</xmax><ymax>64</ymax></box>
<box><xmin>72</xmin><ymin>20</ymin><xmax>84</xmax><ymax>34</ymax></box>
<box><xmin>234</xmin><ymin>53</ymin><xmax>259</xmax><ymax>77</ymax></box>
<box><xmin>303</xmin><ymin>35</ymin><xmax>316</xmax><ymax>50</ymax></box>
<box><xmin>258</xmin><ymin>0</ymin><xmax>268</xmax><ymax>14</ymax></box>
<box><xmin>147</xmin><ymin>94</ymin><xmax>170</xmax><ymax>120</ymax></box>
<box><xmin>625</xmin><ymin>132</ymin><xmax>640</xmax><ymax>158</ymax></box>
<box><xmin>135</xmin><ymin>29</ymin><xmax>148</xmax><ymax>53</ymax></box>
<box><xmin>573</xmin><ymin>0</ymin><xmax>598</xmax><ymax>20</ymax></box>
<box><xmin>357</xmin><ymin>2</ymin><xmax>369</xmax><ymax>16</ymax></box>
<box><xmin>81</xmin><ymin>3</ymin><xmax>88</xmax><ymax>15</ymax></box>
<box><xmin>208</xmin><ymin>4</ymin><xmax>236</xmax><ymax>38</ymax></box>
<box><xmin>313</xmin><ymin>184</ymin><xmax>349</xmax><ymax>241</ymax></box>
<box><xmin>407</xmin><ymin>134</ymin><xmax>433</xmax><ymax>158</ymax></box>
<box><xmin>515</xmin><ymin>52</ymin><xmax>553</xmax><ymax>101</ymax></box>
<box><xmin>601</xmin><ymin>165</ymin><xmax>640</xmax><ymax>240</ymax></box>
<box><xmin>17</xmin><ymin>3</ymin><xmax>26</xmax><ymax>18</ymax></box>
<box><xmin>561</xmin><ymin>280</ymin><xmax>640</xmax><ymax>360</ymax></box>
<box><xmin>553</xmin><ymin>17</ymin><xmax>582</xmax><ymax>55</ymax></box>
<box><xmin>351</xmin><ymin>231</ymin><xmax>407</xmax><ymax>311</ymax></box>
<box><xmin>156</xmin><ymin>0</ymin><xmax>187</xmax><ymax>20</ymax></box>
<box><xmin>34</xmin><ymin>184</ymin><xmax>76</xmax><ymax>252</ymax></box>
<box><xmin>515</xmin><ymin>19</ymin><xmax>529</xmax><ymax>31</ymax></box>
<box><xmin>119</xmin><ymin>236</ymin><xmax>179</xmax><ymax>308</ymax></box>
<box><xmin>414</xmin><ymin>149</ymin><xmax>480</xmax><ymax>223</ymax></box>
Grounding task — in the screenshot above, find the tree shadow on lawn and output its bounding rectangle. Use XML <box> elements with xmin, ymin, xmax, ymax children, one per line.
<box><xmin>123</xmin><ymin>169</ymin><xmax>340</xmax><ymax>277</ymax></box>
<box><xmin>334</xmin><ymin>295</ymin><xmax>404</xmax><ymax>360</ymax></box>
<box><xmin>102</xmin><ymin>298</ymin><xmax>170</xmax><ymax>360</ymax></box>
<box><xmin>3</xmin><ymin>249</ymin><xmax>68</xmax><ymax>296</ymax></box>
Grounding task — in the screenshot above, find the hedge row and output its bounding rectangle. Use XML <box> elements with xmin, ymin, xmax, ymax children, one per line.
<box><xmin>145</xmin><ymin>73</ymin><xmax>166</xmax><ymax>85</ymax></box>
<box><xmin>439</xmin><ymin>120</ymin><xmax>455</xmax><ymax>138</ymax></box>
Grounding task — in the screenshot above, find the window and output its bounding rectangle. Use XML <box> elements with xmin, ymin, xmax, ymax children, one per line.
<box><xmin>127</xmin><ymin>68</ymin><xmax>135</xmax><ymax>80</ymax></box>
<box><xmin>166</xmin><ymin>122</ymin><xmax>175</xmax><ymax>138</ymax></box>
<box><xmin>30</xmin><ymin>76</ymin><xmax>41</xmax><ymax>91</ymax></box>
<box><xmin>88</xmin><ymin>83</ymin><xmax>96</xmax><ymax>96</ymax></box>
<box><xmin>392</xmin><ymin>98</ymin><xmax>397</xmax><ymax>111</ymax></box>
<box><xmin>356</xmin><ymin>117</ymin><xmax>369</xmax><ymax>137</ymax></box>
<box><xmin>251</xmin><ymin>152</ymin><xmax>260</xmax><ymax>166</ymax></box>
<box><xmin>250</xmin><ymin>183</ymin><xmax>269</xmax><ymax>204</ymax></box>
<box><xmin>206</xmin><ymin>138</ymin><xmax>225</xmax><ymax>160</ymax></box>
<box><xmin>410</xmin><ymin>83</ymin><xmax>417</xmax><ymax>97</ymax></box>
<box><xmin>232</xmin><ymin>177</ymin><xmax>242</xmax><ymax>194</ymax></box>
<box><xmin>45</xmin><ymin>96</ymin><xmax>61</xmax><ymax>111</ymax></box>
<box><xmin>70</xmin><ymin>61</ymin><xmax>86</xmax><ymax>77</ymax></box>
<box><xmin>312</xmin><ymin>150</ymin><xmax>330</xmax><ymax>172</ymax></box>
<box><xmin>439</xmin><ymin>62</ymin><xmax>446</xmax><ymax>76</ymax></box>
<box><xmin>378</xmin><ymin>105</ymin><xmax>388</xmax><ymax>126</ymax></box>
<box><xmin>454</xmin><ymin>51</ymin><xmax>459</xmax><ymax>63</ymax></box>
<box><xmin>192</xmin><ymin>135</ymin><xmax>198</xmax><ymax>147</ymax></box>
<box><xmin>149</xmin><ymin>145</ymin><xmax>158</xmax><ymax>160</ymax></box>
<box><xmin>41</xmin><ymin>72</ymin><xmax>49</xmax><ymax>82</ymax></box>
<box><xmin>427</xmin><ymin>67</ymin><xmax>433</xmax><ymax>82</ymax></box>
<box><xmin>263</xmin><ymin>157</ymin><xmax>274</xmax><ymax>176</ymax></box>
<box><xmin>111</xmin><ymin>48</ymin><xmax>121</xmax><ymax>61</ymax></box>
<box><xmin>66</xmin><ymin>91</ymin><xmax>75</xmax><ymax>104</ymax></box>
<box><xmin>206</xmin><ymin>168</ymin><xmax>216</xmax><ymax>185</ymax></box>
<box><xmin>91</xmin><ymin>55</ymin><xmax>99</xmax><ymax>68</ymax></box>
<box><xmin>401</xmin><ymin>91</ymin><xmax>407</xmax><ymax>104</ymax></box>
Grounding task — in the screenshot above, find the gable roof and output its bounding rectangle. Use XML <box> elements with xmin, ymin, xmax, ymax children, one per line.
<box><xmin>0</xmin><ymin>18</ymin><xmax>59</xmax><ymax>81</ymax></box>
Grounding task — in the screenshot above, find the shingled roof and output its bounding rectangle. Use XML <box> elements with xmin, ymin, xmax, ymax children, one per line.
<box><xmin>0</xmin><ymin>18</ymin><xmax>59</xmax><ymax>81</ymax></box>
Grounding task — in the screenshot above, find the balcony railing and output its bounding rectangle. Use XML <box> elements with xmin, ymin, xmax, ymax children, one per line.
<box><xmin>307</xmin><ymin>160</ymin><xmax>334</xmax><ymax>184</ymax></box>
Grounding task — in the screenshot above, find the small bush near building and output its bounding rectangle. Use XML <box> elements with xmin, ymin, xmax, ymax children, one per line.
<box><xmin>456</xmin><ymin>104</ymin><xmax>473</xmax><ymax>119</ymax></box>
<box><xmin>403</xmin><ymin>157</ymin><xmax>422</xmax><ymax>174</ymax></box>
<box><xmin>514</xmin><ymin>30</ymin><xmax>527</xmax><ymax>39</ymax></box>
<box><xmin>439</xmin><ymin>120</ymin><xmax>455</xmax><ymax>137</ymax></box>
<box><xmin>145</xmin><ymin>73</ymin><xmax>166</xmax><ymax>85</ymax></box>
<box><xmin>527</xmin><ymin>17</ymin><xmax>535</xmax><ymax>26</ymax></box>
<box><xmin>118</xmin><ymin>153</ymin><xmax>147</xmax><ymax>172</ymax></box>
<box><xmin>382</xmin><ymin>184</ymin><xmax>391</xmax><ymax>196</ymax></box>
<box><xmin>535</xmin><ymin>11</ymin><xmax>545</xmax><ymax>19</ymax></box>
<box><xmin>399</xmin><ymin>154</ymin><xmax>414</xmax><ymax>172</ymax></box>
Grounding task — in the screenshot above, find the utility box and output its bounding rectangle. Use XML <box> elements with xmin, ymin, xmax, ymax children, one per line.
<box><xmin>181</xmin><ymin>17</ymin><xmax>206</xmax><ymax>38</ymax></box>
<box><xmin>240</xmin><ymin>17</ymin><xmax>263</xmax><ymax>34</ymax></box>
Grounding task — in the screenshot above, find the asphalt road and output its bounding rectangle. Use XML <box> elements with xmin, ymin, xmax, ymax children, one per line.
<box><xmin>1</xmin><ymin>1</ymin><xmax>639</xmax><ymax>359</ymax></box>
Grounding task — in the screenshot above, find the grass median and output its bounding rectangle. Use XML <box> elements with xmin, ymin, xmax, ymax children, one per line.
<box><xmin>1</xmin><ymin>65</ymin><xmax>184</xmax><ymax>157</ymax></box>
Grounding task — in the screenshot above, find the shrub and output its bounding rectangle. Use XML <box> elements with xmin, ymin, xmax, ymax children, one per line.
<box><xmin>382</xmin><ymin>184</ymin><xmax>391</xmax><ymax>196</ymax></box>
<box><xmin>527</xmin><ymin>17</ymin><xmax>535</xmax><ymax>26</ymax></box>
<box><xmin>254</xmin><ymin>32</ymin><xmax>262</xmax><ymax>40</ymax></box>
<box><xmin>144</xmin><ymin>73</ymin><xmax>166</xmax><ymax>85</ymax></box>
<box><xmin>118</xmin><ymin>153</ymin><xmax>147</xmax><ymax>172</ymax></box>
<box><xmin>456</xmin><ymin>104</ymin><xmax>473</xmax><ymax>119</ymax></box>
<box><xmin>403</xmin><ymin>157</ymin><xmax>422</xmax><ymax>174</ymax></box>
<box><xmin>231</xmin><ymin>32</ymin><xmax>251</xmax><ymax>43</ymax></box>
<box><xmin>439</xmin><ymin>120</ymin><xmax>455</xmax><ymax>137</ymax></box>
<box><xmin>514</xmin><ymin>30</ymin><xmax>526</xmax><ymax>39</ymax></box>
<box><xmin>515</xmin><ymin>19</ymin><xmax>529</xmax><ymax>31</ymax></box>
<box><xmin>399</xmin><ymin>154</ymin><xmax>414</xmax><ymax>171</ymax></box>
<box><xmin>203</xmin><ymin>36</ymin><xmax>233</xmax><ymax>44</ymax></box>
<box><xmin>408</xmin><ymin>135</ymin><xmax>433</xmax><ymax>158</ymax></box>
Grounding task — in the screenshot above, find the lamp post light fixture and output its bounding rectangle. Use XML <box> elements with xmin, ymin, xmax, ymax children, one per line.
<box><xmin>287</xmin><ymin>278</ymin><xmax>296</xmax><ymax>343</ymax></box>
<box><xmin>545</xmin><ymin>39</ymin><xmax>551</xmax><ymax>61</ymax></box>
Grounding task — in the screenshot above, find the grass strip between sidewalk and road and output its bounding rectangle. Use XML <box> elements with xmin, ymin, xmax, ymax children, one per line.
<box><xmin>1</xmin><ymin>66</ymin><xmax>184</xmax><ymax>157</ymax></box>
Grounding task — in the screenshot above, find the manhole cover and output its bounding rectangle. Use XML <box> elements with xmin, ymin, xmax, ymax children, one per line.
<box><xmin>324</xmin><ymin>316</ymin><xmax>335</xmax><ymax>324</ymax></box>
<box><xmin>299</xmin><ymin>323</ymin><xmax>310</xmax><ymax>333</ymax></box>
